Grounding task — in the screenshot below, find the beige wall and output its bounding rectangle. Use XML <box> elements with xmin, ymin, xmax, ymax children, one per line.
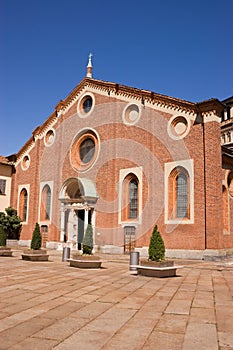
<box><xmin>0</xmin><ymin>164</ymin><xmax>12</xmax><ymax>212</ymax></box>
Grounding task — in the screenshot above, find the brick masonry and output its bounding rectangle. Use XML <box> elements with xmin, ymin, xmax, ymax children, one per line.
<box><xmin>8</xmin><ymin>78</ymin><xmax>233</xmax><ymax>256</ymax></box>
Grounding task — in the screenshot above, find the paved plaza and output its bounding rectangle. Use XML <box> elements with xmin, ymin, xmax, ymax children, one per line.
<box><xmin>0</xmin><ymin>248</ymin><xmax>232</xmax><ymax>350</ymax></box>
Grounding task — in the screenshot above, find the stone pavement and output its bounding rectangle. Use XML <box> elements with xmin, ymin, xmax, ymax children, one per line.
<box><xmin>0</xmin><ymin>248</ymin><xmax>232</xmax><ymax>350</ymax></box>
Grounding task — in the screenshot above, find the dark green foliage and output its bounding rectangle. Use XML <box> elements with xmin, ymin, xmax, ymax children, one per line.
<box><xmin>0</xmin><ymin>207</ymin><xmax>22</xmax><ymax>240</ymax></box>
<box><xmin>82</xmin><ymin>224</ymin><xmax>93</xmax><ymax>255</ymax></box>
<box><xmin>0</xmin><ymin>226</ymin><xmax>7</xmax><ymax>246</ymax></box>
<box><xmin>30</xmin><ymin>223</ymin><xmax>42</xmax><ymax>250</ymax></box>
<box><xmin>148</xmin><ymin>225</ymin><xmax>165</xmax><ymax>261</ymax></box>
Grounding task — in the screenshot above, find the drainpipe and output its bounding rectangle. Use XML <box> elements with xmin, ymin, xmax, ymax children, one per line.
<box><xmin>202</xmin><ymin>115</ymin><xmax>207</xmax><ymax>250</ymax></box>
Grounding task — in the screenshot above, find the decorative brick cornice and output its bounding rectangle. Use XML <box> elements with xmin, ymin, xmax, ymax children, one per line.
<box><xmin>196</xmin><ymin>99</ymin><xmax>224</xmax><ymax>118</ymax></box>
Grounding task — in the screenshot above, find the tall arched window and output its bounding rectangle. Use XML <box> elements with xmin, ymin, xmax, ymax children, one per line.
<box><xmin>19</xmin><ymin>188</ymin><xmax>28</xmax><ymax>222</ymax></box>
<box><xmin>40</xmin><ymin>185</ymin><xmax>51</xmax><ymax>221</ymax></box>
<box><xmin>176</xmin><ymin>173</ymin><xmax>188</xmax><ymax>218</ymax></box>
<box><xmin>122</xmin><ymin>174</ymin><xmax>139</xmax><ymax>221</ymax></box>
<box><xmin>168</xmin><ymin>167</ymin><xmax>189</xmax><ymax>220</ymax></box>
<box><xmin>129</xmin><ymin>179</ymin><xmax>138</xmax><ymax>218</ymax></box>
<box><xmin>222</xmin><ymin>185</ymin><xmax>229</xmax><ymax>234</ymax></box>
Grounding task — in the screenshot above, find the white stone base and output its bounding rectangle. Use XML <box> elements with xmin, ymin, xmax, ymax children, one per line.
<box><xmin>18</xmin><ymin>240</ymin><xmax>30</xmax><ymax>247</ymax></box>
<box><xmin>46</xmin><ymin>241</ymin><xmax>59</xmax><ymax>250</ymax></box>
<box><xmin>165</xmin><ymin>249</ymin><xmax>204</xmax><ymax>260</ymax></box>
<box><xmin>100</xmin><ymin>245</ymin><xmax>124</xmax><ymax>254</ymax></box>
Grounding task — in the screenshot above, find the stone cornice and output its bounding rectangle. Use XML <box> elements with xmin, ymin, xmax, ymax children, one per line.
<box><xmin>196</xmin><ymin>99</ymin><xmax>224</xmax><ymax>118</ymax></box>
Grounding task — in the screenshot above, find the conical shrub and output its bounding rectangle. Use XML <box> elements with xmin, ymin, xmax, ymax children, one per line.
<box><xmin>82</xmin><ymin>224</ymin><xmax>93</xmax><ymax>255</ymax></box>
<box><xmin>30</xmin><ymin>223</ymin><xmax>42</xmax><ymax>250</ymax></box>
<box><xmin>148</xmin><ymin>225</ymin><xmax>165</xmax><ymax>261</ymax></box>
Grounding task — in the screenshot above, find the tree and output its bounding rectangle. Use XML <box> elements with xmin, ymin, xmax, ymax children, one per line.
<box><xmin>82</xmin><ymin>224</ymin><xmax>93</xmax><ymax>255</ymax></box>
<box><xmin>148</xmin><ymin>225</ymin><xmax>165</xmax><ymax>261</ymax></box>
<box><xmin>0</xmin><ymin>226</ymin><xmax>7</xmax><ymax>246</ymax></box>
<box><xmin>30</xmin><ymin>223</ymin><xmax>42</xmax><ymax>250</ymax></box>
<box><xmin>0</xmin><ymin>207</ymin><xmax>22</xmax><ymax>240</ymax></box>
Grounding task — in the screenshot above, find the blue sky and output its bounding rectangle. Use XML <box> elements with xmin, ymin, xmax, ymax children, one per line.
<box><xmin>1</xmin><ymin>0</ymin><xmax>233</xmax><ymax>156</ymax></box>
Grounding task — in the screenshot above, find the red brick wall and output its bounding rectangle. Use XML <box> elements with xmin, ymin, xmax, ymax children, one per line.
<box><xmin>10</xmin><ymin>90</ymin><xmax>230</xmax><ymax>252</ymax></box>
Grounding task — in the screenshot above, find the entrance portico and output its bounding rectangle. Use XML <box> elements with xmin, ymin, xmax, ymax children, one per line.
<box><xmin>59</xmin><ymin>177</ymin><xmax>98</xmax><ymax>249</ymax></box>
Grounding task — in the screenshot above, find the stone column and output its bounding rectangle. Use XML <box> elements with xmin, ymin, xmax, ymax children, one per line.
<box><xmin>60</xmin><ymin>203</ymin><xmax>66</xmax><ymax>242</ymax></box>
<box><xmin>84</xmin><ymin>208</ymin><xmax>89</xmax><ymax>233</ymax></box>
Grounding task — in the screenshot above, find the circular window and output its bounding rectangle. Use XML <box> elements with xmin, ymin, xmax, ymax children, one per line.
<box><xmin>80</xmin><ymin>138</ymin><xmax>95</xmax><ymax>163</ymax></box>
<box><xmin>44</xmin><ymin>129</ymin><xmax>55</xmax><ymax>146</ymax></box>
<box><xmin>70</xmin><ymin>129</ymin><xmax>99</xmax><ymax>172</ymax></box>
<box><xmin>227</xmin><ymin>172</ymin><xmax>233</xmax><ymax>197</ymax></box>
<box><xmin>21</xmin><ymin>155</ymin><xmax>30</xmax><ymax>170</ymax></box>
<box><xmin>123</xmin><ymin>104</ymin><xmax>141</xmax><ymax>125</ymax></box>
<box><xmin>77</xmin><ymin>93</ymin><xmax>95</xmax><ymax>118</ymax></box>
<box><xmin>168</xmin><ymin>115</ymin><xmax>190</xmax><ymax>140</ymax></box>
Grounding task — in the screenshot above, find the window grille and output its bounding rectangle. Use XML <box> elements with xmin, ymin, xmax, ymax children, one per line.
<box><xmin>176</xmin><ymin>173</ymin><xmax>188</xmax><ymax>218</ymax></box>
<box><xmin>129</xmin><ymin>179</ymin><xmax>138</xmax><ymax>218</ymax></box>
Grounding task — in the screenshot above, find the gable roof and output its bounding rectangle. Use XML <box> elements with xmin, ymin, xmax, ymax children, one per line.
<box><xmin>14</xmin><ymin>77</ymin><xmax>225</xmax><ymax>161</ymax></box>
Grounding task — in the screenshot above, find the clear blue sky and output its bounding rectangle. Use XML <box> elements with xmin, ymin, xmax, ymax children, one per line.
<box><xmin>1</xmin><ymin>0</ymin><xmax>233</xmax><ymax>156</ymax></box>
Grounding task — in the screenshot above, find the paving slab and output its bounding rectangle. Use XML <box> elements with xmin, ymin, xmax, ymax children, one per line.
<box><xmin>0</xmin><ymin>249</ymin><xmax>232</xmax><ymax>349</ymax></box>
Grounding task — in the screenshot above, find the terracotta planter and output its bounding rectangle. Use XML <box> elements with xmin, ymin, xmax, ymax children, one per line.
<box><xmin>137</xmin><ymin>259</ymin><xmax>182</xmax><ymax>278</ymax></box>
<box><xmin>140</xmin><ymin>259</ymin><xmax>174</xmax><ymax>267</ymax></box>
<box><xmin>22</xmin><ymin>249</ymin><xmax>49</xmax><ymax>261</ymax></box>
<box><xmin>69</xmin><ymin>254</ymin><xmax>102</xmax><ymax>268</ymax></box>
<box><xmin>0</xmin><ymin>247</ymin><xmax>13</xmax><ymax>257</ymax></box>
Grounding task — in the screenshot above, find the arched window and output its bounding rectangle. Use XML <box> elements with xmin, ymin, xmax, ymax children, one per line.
<box><xmin>40</xmin><ymin>185</ymin><xmax>51</xmax><ymax>221</ymax></box>
<box><xmin>222</xmin><ymin>185</ymin><xmax>229</xmax><ymax>234</ymax></box>
<box><xmin>168</xmin><ymin>167</ymin><xmax>189</xmax><ymax>220</ymax></box>
<box><xmin>176</xmin><ymin>173</ymin><xmax>188</xmax><ymax>218</ymax></box>
<box><xmin>129</xmin><ymin>179</ymin><xmax>138</xmax><ymax>218</ymax></box>
<box><xmin>19</xmin><ymin>188</ymin><xmax>28</xmax><ymax>222</ymax></box>
<box><xmin>122</xmin><ymin>174</ymin><xmax>139</xmax><ymax>221</ymax></box>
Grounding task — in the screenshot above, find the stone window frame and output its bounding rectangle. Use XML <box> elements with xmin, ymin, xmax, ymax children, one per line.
<box><xmin>70</xmin><ymin>128</ymin><xmax>100</xmax><ymax>173</ymax></box>
<box><xmin>18</xmin><ymin>184</ymin><xmax>30</xmax><ymax>224</ymax></box>
<box><xmin>77</xmin><ymin>92</ymin><xmax>95</xmax><ymax>118</ymax></box>
<box><xmin>165</xmin><ymin>159</ymin><xmax>194</xmax><ymax>224</ymax></box>
<box><xmin>119</xmin><ymin>167</ymin><xmax>143</xmax><ymax>225</ymax></box>
<box><xmin>39</xmin><ymin>182</ymin><xmax>53</xmax><ymax>223</ymax></box>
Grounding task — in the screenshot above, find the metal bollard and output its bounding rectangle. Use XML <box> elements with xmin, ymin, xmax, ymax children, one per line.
<box><xmin>62</xmin><ymin>247</ymin><xmax>70</xmax><ymax>262</ymax></box>
<box><xmin>129</xmin><ymin>251</ymin><xmax>139</xmax><ymax>271</ymax></box>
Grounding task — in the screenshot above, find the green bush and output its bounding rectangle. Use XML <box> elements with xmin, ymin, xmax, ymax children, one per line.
<box><xmin>82</xmin><ymin>224</ymin><xmax>93</xmax><ymax>255</ymax></box>
<box><xmin>0</xmin><ymin>226</ymin><xmax>7</xmax><ymax>246</ymax></box>
<box><xmin>148</xmin><ymin>225</ymin><xmax>165</xmax><ymax>261</ymax></box>
<box><xmin>30</xmin><ymin>223</ymin><xmax>42</xmax><ymax>250</ymax></box>
<box><xmin>0</xmin><ymin>207</ymin><xmax>22</xmax><ymax>240</ymax></box>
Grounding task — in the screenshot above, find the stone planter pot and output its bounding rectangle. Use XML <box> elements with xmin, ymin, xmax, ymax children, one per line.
<box><xmin>69</xmin><ymin>254</ymin><xmax>102</xmax><ymax>269</ymax></box>
<box><xmin>22</xmin><ymin>249</ymin><xmax>49</xmax><ymax>261</ymax></box>
<box><xmin>140</xmin><ymin>259</ymin><xmax>174</xmax><ymax>267</ymax></box>
<box><xmin>0</xmin><ymin>246</ymin><xmax>13</xmax><ymax>257</ymax></box>
<box><xmin>137</xmin><ymin>259</ymin><xmax>182</xmax><ymax>278</ymax></box>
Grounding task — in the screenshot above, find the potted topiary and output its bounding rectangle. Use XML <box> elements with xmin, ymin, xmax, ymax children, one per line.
<box><xmin>138</xmin><ymin>225</ymin><xmax>182</xmax><ymax>277</ymax></box>
<box><xmin>22</xmin><ymin>223</ymin><xmax>49</xmax><ymax>261</ymax></box>
<box><xmin>0</xmin><ymin>225</ymin><xmax>13</xmax><ymax>256</ymax></box>
<box><xmin>69</xmin><ymin>224</ymin><xmax>102</xmax><ymax>268</ymax></box>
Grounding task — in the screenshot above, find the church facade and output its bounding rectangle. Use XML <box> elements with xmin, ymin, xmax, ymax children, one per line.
<box><xmin>2</xmin><ymin>58</ymin><xmax>233</xmax><ymax>259</ymax></box>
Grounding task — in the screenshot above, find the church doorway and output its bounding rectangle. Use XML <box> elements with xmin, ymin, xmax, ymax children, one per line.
<box><xmin>59</xmin><ymin>177</ymin><xmax>98</xmax><ymax>249</ymax></box>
